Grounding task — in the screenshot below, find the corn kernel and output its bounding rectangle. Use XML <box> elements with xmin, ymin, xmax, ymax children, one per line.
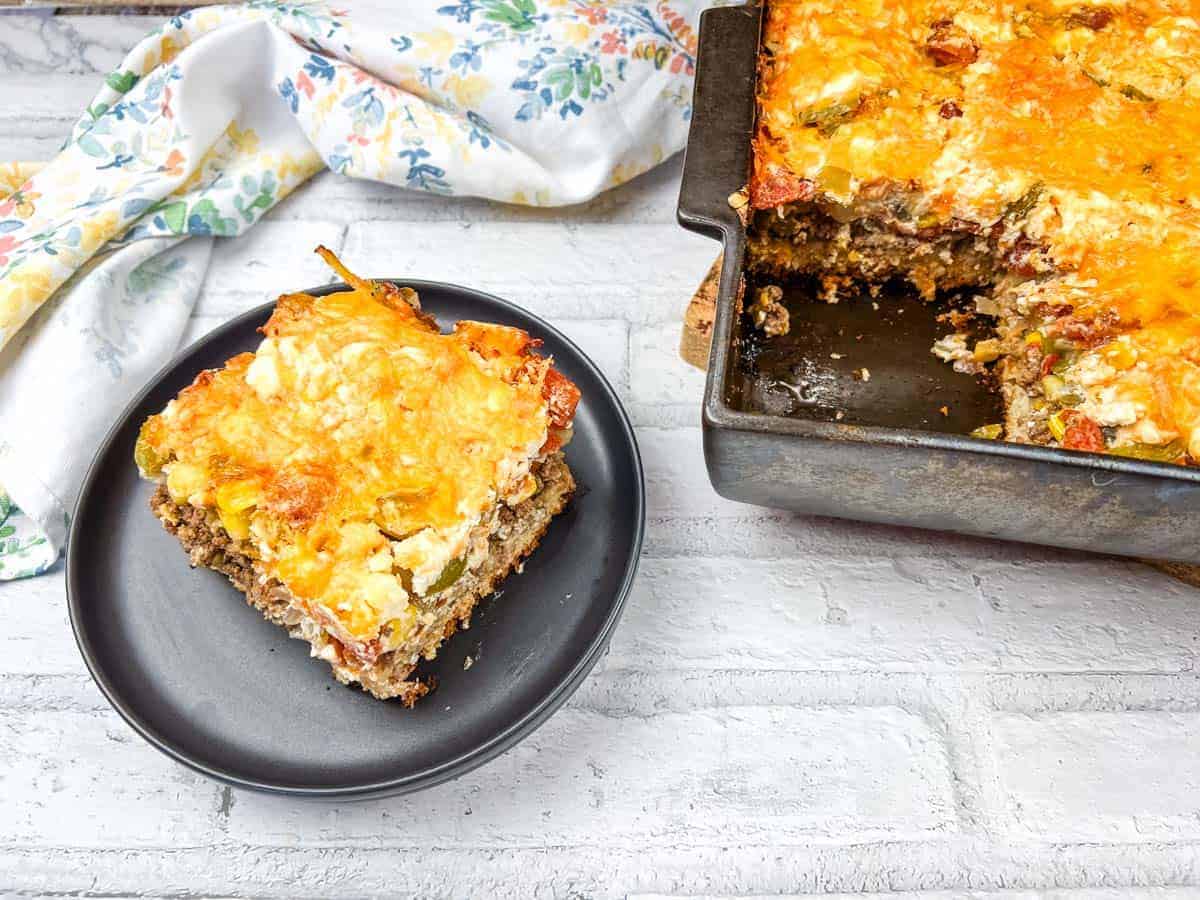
<box><xmin>1048</xmin><ymin>412</ymin><xmax>1068</xmax><ymax>442</ymax></box>
<box><xmin>218</xmin><ymin>507</ymin><xmax>252</xmax><ymax>541</ymax></box>
<box><xmin>215</xmin><ymin>479</ymin><xmax>259</xmax><ymax>513</ymax></box>
<box><xmin>972</xmin><ymin>339</ymin><xmax>1002</xmax><ymax>363</ymax></box>
<box><xmin>166</xmin><ymin>462</ymin><xmax>207</xmax><ymax>504</ymax></box>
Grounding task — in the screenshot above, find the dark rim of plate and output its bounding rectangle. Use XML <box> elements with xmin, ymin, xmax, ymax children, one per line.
<box><xmin>66</xmin><ymin>280</ymin><xmax>645</xmax><ymax>798</ymax></box>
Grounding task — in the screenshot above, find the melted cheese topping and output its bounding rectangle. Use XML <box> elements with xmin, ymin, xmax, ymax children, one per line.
<box><xmin>138</xmin><ymin>285</ymin><xmax>571</xmax><ymax>653</ymax></box>
<box><xmin>753</xmin><ymin>0</ymin><xmax>1200</xmax><ymax>450</ymax></box>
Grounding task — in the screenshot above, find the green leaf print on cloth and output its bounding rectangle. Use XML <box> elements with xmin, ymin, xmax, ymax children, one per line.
<box><xmin>0</xmin><ymin>492</ymin><xmax>53</xmax><ymax>579</ymax></box>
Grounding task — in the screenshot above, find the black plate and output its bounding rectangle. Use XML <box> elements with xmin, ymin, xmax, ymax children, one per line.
<box><xmin>67</xmin><ymin>280</ymin><xmax>643</xmax><ymax>798</ymax></box>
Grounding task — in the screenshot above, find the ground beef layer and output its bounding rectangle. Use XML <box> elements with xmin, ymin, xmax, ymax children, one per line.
<box><xmin>748</xmin><ymin>205</ymin><xmax>1008</xmax><ymax>299</ymax></box>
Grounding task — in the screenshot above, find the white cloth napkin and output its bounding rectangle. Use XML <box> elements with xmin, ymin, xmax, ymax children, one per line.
<box><xmin>0</xmin><ymin>0</ymin><xmax>714</xmax><ymax>577</ymax></box>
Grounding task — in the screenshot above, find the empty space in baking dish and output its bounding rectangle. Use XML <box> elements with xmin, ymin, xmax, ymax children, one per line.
<box><xmin>727</xmin><ymin>275</ymin><xmax>1004</xmax><ymax>435</ymax></box>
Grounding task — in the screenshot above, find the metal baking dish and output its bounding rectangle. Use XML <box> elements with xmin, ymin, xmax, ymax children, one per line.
<box><xmin>676</xmin><ymin>1</ymin><xmax>1200</xmax><ymax>562</ymax></box>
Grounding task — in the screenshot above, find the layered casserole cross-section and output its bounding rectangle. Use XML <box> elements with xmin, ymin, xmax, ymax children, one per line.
<box><xmin>135</xmin><ymin>248</ymin><xmax>580</xmax><ymax>703</ymax></box>
<box><xmin>748</xmin><ymin>0</ymin><xmax>1200</xmax><ymax>462</ymax></box>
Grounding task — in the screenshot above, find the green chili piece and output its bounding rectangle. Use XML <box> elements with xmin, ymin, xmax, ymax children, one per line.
<box><xmin>425</xmin><ymin>556</ymin><xmax>467</xmax><ymax>596</ymax></box>
<box><xmin>133</xmin><ymin>424</ymin><xmax>167</xmax><ymax>476</ymax></box>
<box><xmin>971</xmin><ymin>424</ymin><xmax>1003</xmax><ymax>440</ymax></box>
<box><xmin>1119</xmin><ymin>84</ymin><xmax>1155</xmax><ymax>102</ymax></box>
<box><xmin>1109</xmin><ymin>440</ymin><xmax>1186</xmax><ymax>463</ymax></box>
<box><xmin>1003</xmin><ymin>182</ymin><xmax>1045</xmax><ymax>221</ymax></box>
<box><xmin>799</xmin><ymin>100</ymin><xmax>862</xmax><ymax>137</ymax></box>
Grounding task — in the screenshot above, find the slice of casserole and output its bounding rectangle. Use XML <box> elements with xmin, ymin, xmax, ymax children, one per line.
<box><xmin>748</xmin><ymin>0</ymin><xmax>1200</xmax><ymax>462</ymax></box>
<box><xmin>135</xmin><ymin>247</ymin><xmax>580</xmax><ymax>704</ymax></box>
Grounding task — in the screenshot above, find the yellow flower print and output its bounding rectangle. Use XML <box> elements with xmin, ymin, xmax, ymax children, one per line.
<box><xmin>78</xmin><ymin>210</ymin><xmax>121</xmax><ymax>255</ymax></box>
<box><xmin>0</xmin><ymin>263</ymin><xmax>57</xmax><ymax>347</ymax></box>
<box><xmin>3</xmin><ymin>192</ymin><xmax>39</xmax><ymax>221</ymax></box>
<box><xmin>178</xmin><ymin>145</ymin><xmax>220</xmax><ymax>194</ymax></box>
<box><xmin>374</xmin><ymin>109</ymin><xmax>399</xmax><ymax>169</ymax></box>
<box><xmin>160</xmin><ymin>35</ymin><xmax>182</xmax><ymax>66</ymax></box>
<box><xmin>0</xmin><ymin>163</ymin><xmax>42</xmax><ymax>197</ymax></box>
<box><xmin>608</xmin><ymin>146</ymin><xmax>668</xmax><ymax>188</ymax></box>
<box><xmin>564</xmin><ymin>23</ymin><xmax>592</xmax><ymax>44</ymax></box>
<box><xmin>425</xmin><ymin>106</ymin><xmax>462</xmax><ymax>147</ymax></box>
<box><xmin>227</xmin><ymin>122</ymin><xmax>261</xmax><ymax>156</ymax></box>
<box><xmin>0</xmin><ymin>178</ymin><xmax>41</xmax><ymax>220</ymax></box>
<box><xmin>193</xmin><ymin>10</ymin><xmax>222</xmax><ymax>31</ymax></box>
<box><xmin>513</xmin><ymin>181</ymin><xmax>599</xmax><ymax>206</ymax></box>
<box><xmin>314</xmin><ymin>86</ymin><xmax>340</xmax><ymax>121</ymax></box>
<box><xmin>261</xmin><ymin>149</ymin><xmax>324</xmax><ymax>188</ymax></box>
<box><xmin>608</xmin><ymin>160</ymin><xmax>644</xmax><ymax>188</ymax></box>
<box><xmin>415</xmin><ymin>29</ymin><xmax>456</xmax><ymax>65</ymax></box>
<box><xmin>394</xmin><ymin>74</ymin><xmax>436</xmax><ymax>106</ymax></box>
<box><xmin>444</xmin><ymin>74</ymin><xmax>492</xmax><ymax>110</ymax></box>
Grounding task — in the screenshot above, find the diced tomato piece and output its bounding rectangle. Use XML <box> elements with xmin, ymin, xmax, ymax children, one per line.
<box><xmin>540</xmin><ymin>428</ymin><xmax>570</xmax><ymax>454</ymax></box>
<box><xmin>749</xmin><ymin>168</ymin><xmax>816</xmax><ymax>209</ymax></box>
<box><xmin>543</xmin><ymin>367</ymin><xmax>581</xmax><ymax>429</ymax></box>
<box><xmin>1058</xmin><ymin>309</ymin><xmax>1121</xmax><ymax>349</ymax></box>
<box><xmin>1060</xmin><ymin>410</ymin><xmax>1105</xmax><ymax>452</ymax></box>
<box><xmin>925</xmin><ymin>20</ymin><xmax>979</xmax><ymax>66</ymax></box>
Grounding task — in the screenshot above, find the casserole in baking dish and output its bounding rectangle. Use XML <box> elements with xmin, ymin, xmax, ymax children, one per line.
<box><xmin>677</xmin><ymin>2</ymin><xmax>1200</xmax><ymax>561</ymax></box>
<box><xmin>749</xmin><ymin>0</ymin><xmax>1200</xmax><ymax>463</ymax></box>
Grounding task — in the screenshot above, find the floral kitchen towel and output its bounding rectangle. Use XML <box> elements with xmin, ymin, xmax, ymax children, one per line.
<box><xmin>0</xmin><ymin>0</ymin><xmax>713</xmax><ymax>578</ymax></box>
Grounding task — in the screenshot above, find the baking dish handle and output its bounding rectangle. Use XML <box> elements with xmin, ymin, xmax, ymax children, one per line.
<box><xmin>677</xmin><ymin>2</ymin><xmax>762</xmax><ymax>240</ymax></box>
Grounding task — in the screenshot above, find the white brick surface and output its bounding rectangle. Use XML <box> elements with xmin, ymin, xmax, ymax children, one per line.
<box><xmin>991</xmin><ymin>711</ymin><xmax>1200</xmax><ymax>841</ymax></box>
<box><xmin>226</xmin><ymin>705</ymin><xmax>956</xmax><ymax>846</ymax></box>
<box><xmin>196</xmin><ymin>220</ymin><xmax>349</xmax><ymax>305</ymax></box>
<box><xmin>634</xmin><ymin>893</ymin><xmax>1200</xmax><ymax>900</ymax></box>
<box><xmin>631</xmin><ymin>321</ymin><xmax>709</xmax><ymax>406</ymax></box>
<box><xmin>5</xmin><ymin>12</ymin><xmax>1200</xmax><ymax>898</ymax></box>
<box><xmin>0</xmin><ymin>568</ymin><xmax>81</xmax><ymax>676</ymax></box>
<box><xmin>3</xmin><ymin>842</ymin><xmax>1200</xmax><ymax>898</ymax></box>
<box><xmin>613</xmin><ymin>557</ymin><xmax>989</xmax><ymax>671</ymax></box>
<box><xmin>609</xmin><ymin>556</ymin><xmax>1200</xmax><ymax>675</ymax></box>
<box><xmin>0</xmin><ymin>708</ymin><xmax>221</xmax><ymax>848</ymax></box>
<box><xmin>546</xmin><ymin>317</ymin><xmax>629</xmax><ymax>392</ymax></box>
